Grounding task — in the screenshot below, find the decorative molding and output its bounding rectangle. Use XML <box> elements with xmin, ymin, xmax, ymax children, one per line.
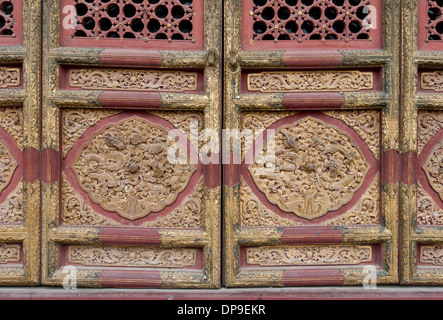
<box><xmin>246</xmin><ymin>245</ymin><xmax>372</xmax><ymax>266</ymax></box>
<box><xmin>247</xmin><ymin>71</ymin><xmax>373</xmax><ymax>92</ymax></box>
<box><xmin>422</xmin><ymin>72</ymin><xmax>443</xmax><ymax>91</ymax></box>
<box><xmin>69</xmin><ymin>246</ymin><xmax>197</xmax><ymax>268</ymax></box>
<box><xmin>0</xmin><ymin>67</ymin><xmax>20</xmax><ymax>88</ymax></box>
<box><xmin>72</xmin><ymin>116</ymin><xmax>196</xmax><ymax>221</ymax></box>
<box><xmin>420</xmin><ymin>245</ymin><xmax>443</xmax><ymax>265</ymax></box>
<box><xmin>69</xmin><ymin>69</ymin><xmax>198</xmax><ymax>92</ymax></box>
<box><xmin>0</xmin><ymin>244</ymin><xmax>20</xmax><ymax>264</ymax></box>
<box><xmin>248</xmin><ymin>117</ymin><xmax>370</xmax><ymax>220</ymax></box>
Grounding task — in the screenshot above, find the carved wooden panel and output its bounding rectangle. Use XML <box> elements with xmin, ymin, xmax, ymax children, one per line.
<box><xmin>42</xmin><ymin>0</ymin><xmax>221</xmax><ymax>289</ymax></box>
<box><xmin>224</xmin><ymin>0</ymin><xmax>400</xmax><ymax>287</ymax></box>
<box><xmin>0</xmin><ymin>0</ymin><xmax>40</xmax><ymax>286</ymax></box>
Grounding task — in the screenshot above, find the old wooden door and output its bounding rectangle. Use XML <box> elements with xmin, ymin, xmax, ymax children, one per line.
<box><xmin>223</xmin><ymin>0</ymin><xmax>401</xmax><ymax>287</ymax></box>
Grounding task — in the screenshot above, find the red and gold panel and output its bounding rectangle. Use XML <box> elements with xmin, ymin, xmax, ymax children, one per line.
<box><xmin>42</xmin><ymin>0</ymin><xmax>221</xmax><ymax>288</ymax></box>
<box><xmin>224</xmin><ymin>0</ymin><xmax>400</xmax><ymax>287</ymax></box>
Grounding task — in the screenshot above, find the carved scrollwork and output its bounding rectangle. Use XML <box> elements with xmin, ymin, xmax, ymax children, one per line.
<box><xmin>72</xmin><ymin>117</ymin><xmax>196</xmax><ymax>221</ymax></box>
<box><xmin>418</xmin><ymin>111</ymin><xmax>443</xmax><ymax>154</ymax></box>
<box><xmin>420</xmin><ymin>246</ymin><xmax>443</xmax><ymax>265</ymax></box>
<box><xmin>69</xmin><ymin>246</ymin><xmax>197</xmax><ymax>268</ymax></box>
<box><xmin>0</xmin><ymin>68</ymin><xmax>20</xmax><ymax>88</ymax></box>
<box><xmin>422</xmin><ymin>72</ymin><xmax>443</xmax><ymax>91</ymax></box>
<box><xmin>70</xmin><ymin>69</ymin><xmax>198</xmax><ymax>92</ymax></box>
<box><xmin>0</xmin><ymin>181</ymin><xmax>23</xmax><ymax>225</ymax></box>
<box><xmin>0</xmin><ymin>140</ymin><xmax>17</xmax><ymax>197</ymax></box>
<box><xmin>248</xmin><ymin>117</ymin><xmax>370</xmax><ymax>221</ymax></box>
<box><xmin>0</xmin><ymin>244</ymin><xmax>20</xmax><ymax>264</ymax></box>
<box><xmin>423</xmin><ymin>139</ymin><xmax>443</xmax><ymax>202</ymax></box>
<box><xmin>247</xmin><ymin>71</ymin><xmax>373</xmax><ymax>92</ymax></box>
<box><xmin>246</xmin><ymin>245</ymin><xmax>372</xmax><ymax>266</ymax></box>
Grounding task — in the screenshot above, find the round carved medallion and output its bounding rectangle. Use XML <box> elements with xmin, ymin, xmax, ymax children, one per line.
<box><xmin>248</xmin><ymin>117</ymin><xmax>370</xmax><ymax>221</ymax></box>
<box><xmin>72</xmin><ymin>117</ymin><xmax>196</xmax><ymax>221</ymax></box>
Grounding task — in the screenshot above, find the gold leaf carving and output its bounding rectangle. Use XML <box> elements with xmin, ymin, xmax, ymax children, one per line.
<box><xmin>72</xmin><ymin>117</ymin><xmax>196</xmax><ymax>221</ymax></box>
<box><xmin>0</xmin><ymin>244</ymin><xmax>20</xmax><ymax>264</ymax></box>
<box><xmin>422</xmin><ymin>72</ymin><xmax>443</xmax><ymax>91</ymax></box>
<box><xmin>420</xmin><ymin>246</ymin><xmax>443</xmax><ymax>265</ymax></box>
<box><xmin>249</xmin><ymin>117</ymin><xmax>370</xmax><ymax>220</ymax></box>
<box><xmin>0</xmin><ymin>181</ymin><xmax>23</xmax><ymax>224</ymax></box>
<box><xmin>69</xmin><ymin>246</ymin><xmax>197</xmax><ymax>268</ymax></box>
<box><xmin>323</xmin><ymin>110</ymin><xmax>380</xmax><ymax>159</ymax></box>
<box><xmin>246</xmin><ymin>245</ymin><xmax>372</xmax><ymax>266</ymax></box>
<box><xmin>63</xmin><ymin>109</ymin><xmax>121</xmax><ymax>158</ymax></box>
<box><xmin>0</xmin><ymin>68</ymin><xmax>20</xmax><ymax>88</ymax></box>
<box><xmin>70</xmin><ymin>69</ymin><xmax>198</xmax><ymax>92</ymax></box>
<box><xmin>247</xmin><ymin>71</ymin><xmax>373</xmax><ymax>92</ymax></box>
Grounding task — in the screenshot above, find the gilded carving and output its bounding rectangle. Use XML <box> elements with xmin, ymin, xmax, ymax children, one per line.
<box><xmin>420</xmin><ymin>246</ymin><xmax>443</xmax><ymax>265</ymax></box>
<box><xmin>62</xmin><ymin>174</ymin><xmax>120</xmax><ymax>226</ymax></box>
<box><xmin>323</xmin><ymin>111</ymin><xmax>380</xmax><ymax>159</ymax></box>
<box><xmin>0</xmin><ymin>140</ymin><xmax>17</xmax><ymax>196</ymax></box>
<box><xmin>72</xmin><ymin>116</ymin><xmax>196</xmax><ymax>221</ymax></box>
<box><xmin>0</xmin><ymin>108</ymin><xmax>23</xmax><ymax>150</ymax></box>
<box><xmin>69</xmin><ymin>246</ymin><xmax>197</xmax><ymax>268</ymax></box>
<box><xmin>418</xmin><ymin>111</ymin><xmax>443</xmax><ymax>154</ymax></box>
<box><xmin>0</xmin><ymin>244</ymin><xmax>20</xmax><ymax>264</ymax></box>
<box><xmin>0</xmin><ymin>68</ymin><xmax>20</xmax><ymax>88</ymax></box>
<box><xmin>417</xmin><ymin>182</ymin><xmax>443</xmax><ymax>226</ymax></box>
<box><xmin>246</xmin><ymin>245</ymin><xmax>372</xmax><ymax>266</ymax></box>
<box><xmin>423</xmin><ymin>139</ymin><xmax>443</xmax><ymax>202</ymax></box>
<box><xmin>70</xmin><ymin>69</ymin><xmax>198</xmax><ymax>92</ymax></box>
<box><xmin>143</xmin><ymin>177</ymin><xmax>204</xmax><ymax>228</ymax></box>
<box><xmin>0</xmin><ymin>181</ymin><xmax>23</xmax><ymax>224</ymax></box>
<box><xmin>248</xmin><ymin>117</ymin><xmax>370</xmax><ymax>220</ymax></box>
<box><xmin>247</xmin><ymin>71</ymin><xmax>373</xmax><ymax>92</ymax></box>
<box><xmin>62</xmin><ymin>109</ymin><xmax>121</xmax><ymax>158</ymax></box>
<box><xmin>422</xmin><ymin>72</ymin><xmax>443</xmax><ymax>91</ymax></box>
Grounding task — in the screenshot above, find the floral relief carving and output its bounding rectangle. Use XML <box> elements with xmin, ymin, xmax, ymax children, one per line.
<box><xmin>417</xmin><ymin>182</ymin><xmax>443</xmax><ymax>226</ymax></box>
<box><xmin>0</xmin><ymin>68</ymin><xmax>20</xmax><ymax>88</ymax></box>
<box><xmin>420</xmin><ymin>246</ymin><xmax>443</xmax><ymax>266</ymax></box>
<box><xmin>72</xmin><ymin>117</ymin><xmax>196</xmax><ymax>221</ymax></box>
<box><xmin>0</xmin><ymin>108</ymin><xmax>23</xmax><ymax>150</ymax></box>
<box><xmin>246</xmin><ymin>245</ymin><xmax>372</xmax><ymax>266</ymax></box>
<box><xmin>70</xmin><ymin>69</ymin><xmax>198</xmax><ymax>92</ymax></box>
<box><xmin>248</xmin><ymin>117</ymin><xmax>370</xmax><ymax>221</ymax></box>
<box><xmin>0</xmin><ymin>181</ymin><xmax>23</xmax><ymax>225</ymax></box>
<box><xmin>0</xmin><ymin>244</ymin><xmax>20</xmax><ymax>264</ymax></box>
<box><xmin>323</xmin><ymin>110</ymin><xmax>380</xmax><ymax>159</ymax></box>
<box><xmin>0</xmin><ymin>140</ymin><xmax>17</xmax><ymax>197</ymax></box>
<box><xmin>69</xmin><ymin>246</ymin><xmax>197</xmax><ymax>268</ymax></box>
<box><xmin>418</xmin><ymin>111</ymin><xmax>443</xmax><ymax>154</ymax></box>
<box><xmin>63</xmin><ymin>109</ymin><xmax>121</xmax><ymax>158</ymax></box>
<box><xmin>423</xmin><ymin>139</ymin><xmax>443</xmax><ymax>203</ymax></box>
<box><xmin>247</xmin><ymin>71</ymin><xmax>373</xmax><ymax>92</ymax></box>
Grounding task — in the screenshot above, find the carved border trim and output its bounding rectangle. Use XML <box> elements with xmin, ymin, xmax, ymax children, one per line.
<box><xmin>247</xmin><ymin>71</ymin><xmax>374</xmax><ymax>93</ymax></box>
<box><xmin>69</xmin><ymin>68</ymin><xmax>198</xmax><ymax>92</ymax></box>
<box><xmin>0</xmin><ymin>67</ymin><xmax>20</xmax><ymax>88</ymax></box>
<box><xmin>246</xmin><ymin>245</ymin><xmax>373</xmax><ymax>267</ymax></box>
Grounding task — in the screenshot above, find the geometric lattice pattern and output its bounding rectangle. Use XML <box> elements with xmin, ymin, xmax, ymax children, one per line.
<box><xmin>426</xmin><ymin>0</ymin><xmax>443</xmax><ymax>41</ymax></box>
<box><xmin>0</xmin><ymin>0</ymin><xmax>15</xmax><ymax>36</ymax></box>
<box><xmin>251</xmin><ymin>0</ymin><xmax>372</xmax><ymax>43</ymax></box>
<box><xmin>73</xmin><ymin>0</ymin><xmax>194</xmax><ymax>41</ymax></box>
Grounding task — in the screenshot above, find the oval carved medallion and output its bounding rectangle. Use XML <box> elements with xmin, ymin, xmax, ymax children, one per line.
<box><xmin>248</xmin><ymin>117</ymin><xmax>370</xmax><ymax>221</ymax></box>
<box><xmin>72</xmin><ymin>117</ymin><xmax>196</xmax><ymax>221</ymax></box>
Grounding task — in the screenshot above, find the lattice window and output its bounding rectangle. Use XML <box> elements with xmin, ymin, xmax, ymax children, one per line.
<box><xmin>250</xmin><ymin>0</ymin><xmax>373</xmax><ymax>43</ymax></box>
<box><xmin>73</xmin><ymin>0</ymin><xmax>195</xmax><ymax>42</ymax></box>
<box><xmin>426</xmin><ymin>0</ymin><xmax>443</xmax><ymax>41</ymax></box>
<box><xmin>0</xmin><ymin>0</ymin><xmax>16</xmax><ymax>37</ymax></box>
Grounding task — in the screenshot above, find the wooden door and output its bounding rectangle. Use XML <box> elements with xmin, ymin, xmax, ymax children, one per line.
<box><xmin>41</xmin><ymin>0</ymin><xmax>222</xmax><ymax>288</ymax></box>
<box><xmin>0</xmin><ymin>0</ymin><xmax>40</xmax><ymax>286</ymax></box>
<box><xmin>223</xmin><ymin>0</ymin><xmax>401</xmax><ymax>287</ymax></box>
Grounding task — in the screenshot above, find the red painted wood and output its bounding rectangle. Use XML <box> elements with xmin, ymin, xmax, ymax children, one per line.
<box><xmin>381</xmin><ymin>149</ymin><xmax>401</xmax><ymax>185</ymax></box>
<box><xmin>401</xmin><ymin>150</ymin><xmax>417</xmax><ymax>186</ymax></box>
<box><xmin>98</xmin><ymin>270</ymin><xmax>162</xmax><ymax>289</ymax></box>
<box><xmin>99</xmin><ymin>49</ymin><xmax>163</xmax><ymax>67</ymax></box>
<box><xmin>282</xmin><ymin>93</ymin><xmax>344</xmax><ymax>110</ymax></box>
<box><xmin>281</xmin><ymin>227</ymin><xmax>344</xmax><ymax>245</ymax></box>
<box><xmin>41</xmin><ymin>148</ymin><xmax>60</xmax><ymax>185</ymax></box>
<box><xmin>282</xmin><ymin>51</ymin><xmax>344</xmax><ymax>68</ymax></box>
<box><xmin>282</xmin><ymin>269</ymin><xmax>344</xmax><ymax>286</ymax></box>
<box><xmin>98</xmin><ymin>227</ymin><xmax>162</xmax><ymax>246</ymax></box>
<box><xmin>23</xmin><ymin>147</ymin><xmax>40</xmax><ymax>183</ymax></box>
<box><xmin>98</xmin><ymin>91</ymin><xmax>163</xmax><ymax>109</ymax></box>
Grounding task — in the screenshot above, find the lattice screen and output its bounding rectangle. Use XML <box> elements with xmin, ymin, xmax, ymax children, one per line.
<box><xmin>0</xmin><ymin>0</ymin><xmax>15</xmax><ymax>36</ymax></box>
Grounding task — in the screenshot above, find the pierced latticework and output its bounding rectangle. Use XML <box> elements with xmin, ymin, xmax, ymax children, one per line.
<box><xmin>426</xmin><ymin>0</ymin><xmax>443</xmax><ymax>41</ymax></box>
<box><xmin>250</xmin><ymin>0</ymin><xmax>373</xmax><ymax>43</ymax></box>
<box><xmin>0</xmin><ymin>0</ymin><xmax>16</xmax><ymax>37</ymax></box>
<box><xmin>73</xmin><ymin>0</ymin><xmax>195</xmax><ymax>42</ymax></box>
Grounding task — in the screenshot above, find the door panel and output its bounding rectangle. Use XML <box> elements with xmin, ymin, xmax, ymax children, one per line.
<box><xmin>0</xmin><ymin>0</ymin><xmax>40</xmax><ymax>286</ymax></box>
<box><xmin>42</xmin><ymin>0</ymin><xmax>222</xmax><ymax>288</ymax></box>
<box><xmin>401</xmin><ymin>0</ymin><xmax>443</xmax><ymax>284</ymax></box>
<box><xmin>223</xmin><ymin>0</ymin><xmax>400</xmax><ymax>287</ymax></box>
